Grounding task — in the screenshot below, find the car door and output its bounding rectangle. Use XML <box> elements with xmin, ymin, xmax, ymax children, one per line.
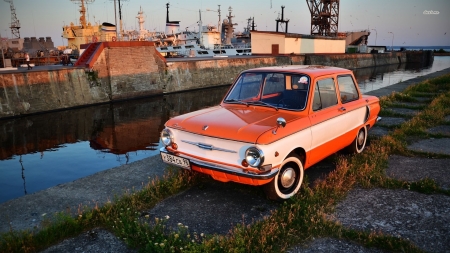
<box><xmin>307</xmin><ymin>75</ymin><xmax>349</xmax><ymax>166</ymax></box>
<box><xmin>335</xmin><ymin>74</ymin><xmax>368</xmax><ymax>141</ymax></box>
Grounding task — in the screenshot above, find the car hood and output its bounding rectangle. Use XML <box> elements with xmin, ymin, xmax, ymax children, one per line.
<box><xmin>165</xmin><ymin>105</ymin><xmax>303</xmax><ymax>143</ymax></box>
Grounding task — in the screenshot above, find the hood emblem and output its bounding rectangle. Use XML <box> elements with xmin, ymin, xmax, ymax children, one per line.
<box><xmin>202</xmin><ymin>125</ymin><xmax>209</xmax><ymax>130</ymax></box>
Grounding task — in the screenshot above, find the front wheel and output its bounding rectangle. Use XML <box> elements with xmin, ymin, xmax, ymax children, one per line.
<box><xmin>346</xmin><ymin>126</ymin><xmax>367</xmax><ymax>154</ymax></box>
<box><xmin>264</xmin><ymin>154</ymin><xmax>304</xmax><ymax>201</ymax></box>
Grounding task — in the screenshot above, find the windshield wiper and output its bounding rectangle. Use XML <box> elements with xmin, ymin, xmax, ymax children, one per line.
<box><xmin>224</xmin><ymin>99</ymin><xmax>248</xmax><ymax>106</ymax></box>
<box><xmin>247</xmin><ymin>100</ymin><xmax>279</xmax><ymax>111</ymax></box>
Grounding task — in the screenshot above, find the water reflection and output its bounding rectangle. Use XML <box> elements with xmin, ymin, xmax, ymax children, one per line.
<box><xmin>0</xmin><ymin>56</ymin><xmax>448</xmax><ymax>203</ymax></box>
<box><xmin>0</xmin><ymin>86</ymin><xmax>229</xmax><ymax>203</ymax></box>
<box><xmin>0</xmin><ymin>87</ymin><xmax>229</xmax><ymax>161</ymax></box>
<box><xmin>353</xmin><ymin>57</ymin><xmax>447</xmax><ymax>93</ymax></box>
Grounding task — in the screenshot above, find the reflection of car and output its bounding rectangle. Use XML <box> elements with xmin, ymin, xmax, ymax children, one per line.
<box><xmin>160</xmin><ymin>65</ymin><xmax>381</xmax><ymax>200</ymax></box>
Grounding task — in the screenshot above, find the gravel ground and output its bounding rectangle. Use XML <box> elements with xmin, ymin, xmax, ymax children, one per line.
<box><xmin>40</xmin><ymin>228</ymin><xmax>136</xmax><ymax>253</ymax></box>
<box><xmin>384</xmin><ymin>107</ymin><xmax>419</xmax><ymax>116</ymax></box>
<box><xmin>368</xmin><ymin>126</ymin><xmax>390</xmax><ymax>138</ymax></box>
<box><xmin>375</xmin><ymin>117</ymin><xmax>406</xmax><ymax>127</ymax></box>
<box><xmin>427</xmin><ymin>125</ymin><xmax>450</xmax><ymax>136</ymax></box>
<box><xmin>408</xmin><ymin>138</ymin><xmax>450</xmax><ymax>155</ymax></box>
<box><xmin>287</xmin><ymin>237</ymin><xmax>386</xmax><ymax>253</ymax></box>
<box><xmin>331</xmin><ymin>188</ymin><xmax>450</xmax><ymax>253</ymax></box>
<box><xmin>387</xmin><ymin>155</ymin><xmax>450</xmax><ymax>189</ymax></box>
<box><xmin>148</xmin><ymin>180</ymin><xmax>278</xmax><ymax>236</ymax></box>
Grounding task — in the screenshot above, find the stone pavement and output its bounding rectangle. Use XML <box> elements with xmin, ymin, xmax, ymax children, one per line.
<box><xmin>2</xmin><ymin>67</ymin><xmax>450</xmax><ymax>252</ymax></box>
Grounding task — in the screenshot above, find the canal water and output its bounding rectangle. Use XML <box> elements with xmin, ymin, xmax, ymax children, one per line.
<box><xmin>1</xmin><ymin>56</ymin><xmax>449</xmax><ymax>204</ymax></box>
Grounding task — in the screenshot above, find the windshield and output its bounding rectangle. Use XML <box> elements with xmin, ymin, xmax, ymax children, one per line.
<box><xmin>224</xmin><ymin>72</ymin><xmax>310</xmax><ymax>111</ymax></box>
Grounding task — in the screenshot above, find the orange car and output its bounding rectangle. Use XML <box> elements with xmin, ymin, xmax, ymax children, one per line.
<box><xmin>160</xmin><ymin>65</ymin><xmax>381</xmax><ymax>200</ymax></box>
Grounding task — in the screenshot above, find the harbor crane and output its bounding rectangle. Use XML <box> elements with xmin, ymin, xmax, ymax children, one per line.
<box><xmin>4</xmin><ymin>0</ymin><xmax>21</xmax><ymax>38</ymax></box>
<box><xmin>306</xmin><ymin>0</ymin><xmax>340</xmax><ymax>37</ymax></box>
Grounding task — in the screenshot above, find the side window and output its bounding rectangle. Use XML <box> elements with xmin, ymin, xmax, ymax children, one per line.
<box><xmin>312</xmin><ymin>78</ymin><xmax>338</xmax><ymax>111</ymax></box>
<box><xmin>337</xmin><ymin>75</ymin><xmax>359</xmax><ymax>103</ymax></box>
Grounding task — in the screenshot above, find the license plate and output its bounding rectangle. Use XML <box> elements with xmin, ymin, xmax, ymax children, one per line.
<box><xmin>160</xmin><ymin>152</ymin><xmax>191</xmax><ymax>169</ymax></box>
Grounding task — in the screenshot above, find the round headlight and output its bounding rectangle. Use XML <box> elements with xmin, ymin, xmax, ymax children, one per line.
<box><xmin>245</xmin><ymin>147</ymin><xmax>264</xmax><ymax>167</ymax></box>
<box><xmin>160</xmin><ymin>129</ymin><xmax>173</xmax><ymax>146</ymax></box>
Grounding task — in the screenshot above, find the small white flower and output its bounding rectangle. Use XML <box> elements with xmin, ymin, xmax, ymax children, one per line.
<box><xmin>165</xmin><ymin>215</ymin><xmax>170</xmax><ymax>219</ymax></box>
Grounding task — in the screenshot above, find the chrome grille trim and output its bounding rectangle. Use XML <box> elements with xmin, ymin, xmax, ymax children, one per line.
<box><xmin>182</xmin><ymin>140</ymin><xmax>237</xmax><ymax>153</ymax></box>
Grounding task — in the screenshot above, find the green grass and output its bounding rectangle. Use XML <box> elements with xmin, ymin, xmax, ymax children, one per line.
<box><xmin>1</xmin><ymin>74</ymin><xmax>450</xmax><ymax>253</ymax></box>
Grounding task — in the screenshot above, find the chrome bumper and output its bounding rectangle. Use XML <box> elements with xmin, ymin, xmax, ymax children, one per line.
<box><xmin>160</xmin><ymin>147</ymin><xmax>279</xmax><ymax>180</ymax></box>
<box><xmin>376</xmin><ymin>116</ymin><xmax>382</xmax><ymax>122</ymax></box>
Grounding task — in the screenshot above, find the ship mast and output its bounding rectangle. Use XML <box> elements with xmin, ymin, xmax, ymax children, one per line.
<box><xmin>136</xmin><ymin>6</ymin><xmax>145</xmax><ymax>40</ymax></box>
<box><xmin>70</xmin><ymin>0</ymin><xmax>94</xmax><ymax>28</ymax></box>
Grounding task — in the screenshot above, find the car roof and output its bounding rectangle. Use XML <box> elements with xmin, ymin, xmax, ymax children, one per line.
<box><xmin>241</xmin><ymin>65</ymin><xmax>353</xmax><ymax>77</ymax></box>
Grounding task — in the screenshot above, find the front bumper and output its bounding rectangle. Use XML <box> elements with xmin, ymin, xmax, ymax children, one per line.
<box><xmin>160</xmin><ymin>147</ymin><xmax>279</xmax><ymax>184</ymax></box>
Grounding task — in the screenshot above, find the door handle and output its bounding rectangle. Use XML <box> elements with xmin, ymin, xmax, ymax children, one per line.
<box><xmin>338</xmin><ymin>107</ymin><xmax>346</xmax><ymax>112</ymax></box>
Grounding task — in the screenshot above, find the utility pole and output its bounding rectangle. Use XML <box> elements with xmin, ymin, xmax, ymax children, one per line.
<box><xmin>1</xmin><ymin>32</ymin><xmax>5</xmax><ymax>68</ymax></box>
<box><xmin>110</xmin><ymin>0</ymin><xmax>129</xmax><ymax>40</ymax></box>
<box><xmin>114</xmin><ymin>0</ymin><xmax>118</xmax><ymax>38</ymax></box>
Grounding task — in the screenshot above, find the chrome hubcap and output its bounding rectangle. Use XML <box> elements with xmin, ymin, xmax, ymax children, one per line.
<box><xmin>280</xmin><ymin>167</ymin><xmax>296</xmax><ymax>188</ymax></box>
<box><xmin>357</xmin><ymin>130</ymin><xmax>365</xmax><ymax>146</ymax></box>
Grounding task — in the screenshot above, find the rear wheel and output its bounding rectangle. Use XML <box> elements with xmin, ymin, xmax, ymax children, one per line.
<box><xmin>264</xmin><ymin>154</ymin><xmax>304</xmax><ymax>200</ymax></box>
<box><xmin>346</xmin><ymin>126</ymin><xmax>367</xmax><ymax>154</ymax></box>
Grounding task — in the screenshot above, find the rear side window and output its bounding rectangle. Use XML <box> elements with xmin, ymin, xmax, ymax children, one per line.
<box><xmin>337</xmin><ymin>75</ymin><xmax>359</xmax><ymax>103</ymax></box>
<box><xmin>312</xmin><ymin>78</ymin><xmax>338</xmax><ymax>111</ymax></box>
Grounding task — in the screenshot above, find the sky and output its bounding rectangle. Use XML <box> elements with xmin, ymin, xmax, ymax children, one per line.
<box><xmin>0</xmin><ymin>0</ymin><xmax>449</xmax><ymax>47</ymax></box>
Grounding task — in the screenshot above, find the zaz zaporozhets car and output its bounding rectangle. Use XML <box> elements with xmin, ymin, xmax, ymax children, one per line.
<box><xmin>160</xmin><ymin>65</ymin><xmax>381</xmax><ymax>200</ymax></box>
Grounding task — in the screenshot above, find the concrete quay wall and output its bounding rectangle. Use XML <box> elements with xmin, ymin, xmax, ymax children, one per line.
<box><xmin>163</xmin><ymin>55</ymin><xmax>305</xmax><ymax>93</ymax></box>
<box><xmin>163</xmin><ymin>53</ymin><xmax>410</xmax><ymax>93</ymax></box>
<box><xmin>0</xmin><ymin>68</ymin><xmax>110</xmax><ymax>118</ymax></box>
<box><xmin>0</xmin><ymin>49</ymin><xmax>431</xmax><ymax>119</ymax></box>
<box><xmin>305</xmin><ymin>52</ymin><xmax>407</xmax><ymax>68</ymax></box>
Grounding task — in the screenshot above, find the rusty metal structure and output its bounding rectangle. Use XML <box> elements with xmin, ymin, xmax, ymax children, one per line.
<box><xmin>4</xmin><ymin>0</ymin><xmax>21</xmax><ymax>38</ymax></box>
<box><xmin>275</xmin><ymin>5</ymin><xmax>290</xmax><ymax>33</ymax></box>
<box><xmin>70</xmin><ymin>0</ymin><xmax>94</xmax><ymax>28</ymax></box>
<box><xmin>306</xmin><ymin>0</ymin><xmax>340</xmax><ymax>37</ymax></box>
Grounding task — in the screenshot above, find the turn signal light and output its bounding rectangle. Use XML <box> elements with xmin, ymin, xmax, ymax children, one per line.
<box><xmin>241</xmin><ymin>159</ymin><xmax>249</xmax><ymax>167</ymax></box>
<box><xmin>171</xmin><ymin>143</ymin><xmax>178</xmax><ymax>150</ymax></box>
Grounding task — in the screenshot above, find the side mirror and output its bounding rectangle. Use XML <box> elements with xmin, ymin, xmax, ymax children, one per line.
<box><xmin>272</xmin><ymin>117</ymin><xmax>286</xmax><ymax>135</ymax></box>
<box><xmin>277</xmin><ymin>117</ymin><xmax>286</xmax><ymax>128</ymax></box>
